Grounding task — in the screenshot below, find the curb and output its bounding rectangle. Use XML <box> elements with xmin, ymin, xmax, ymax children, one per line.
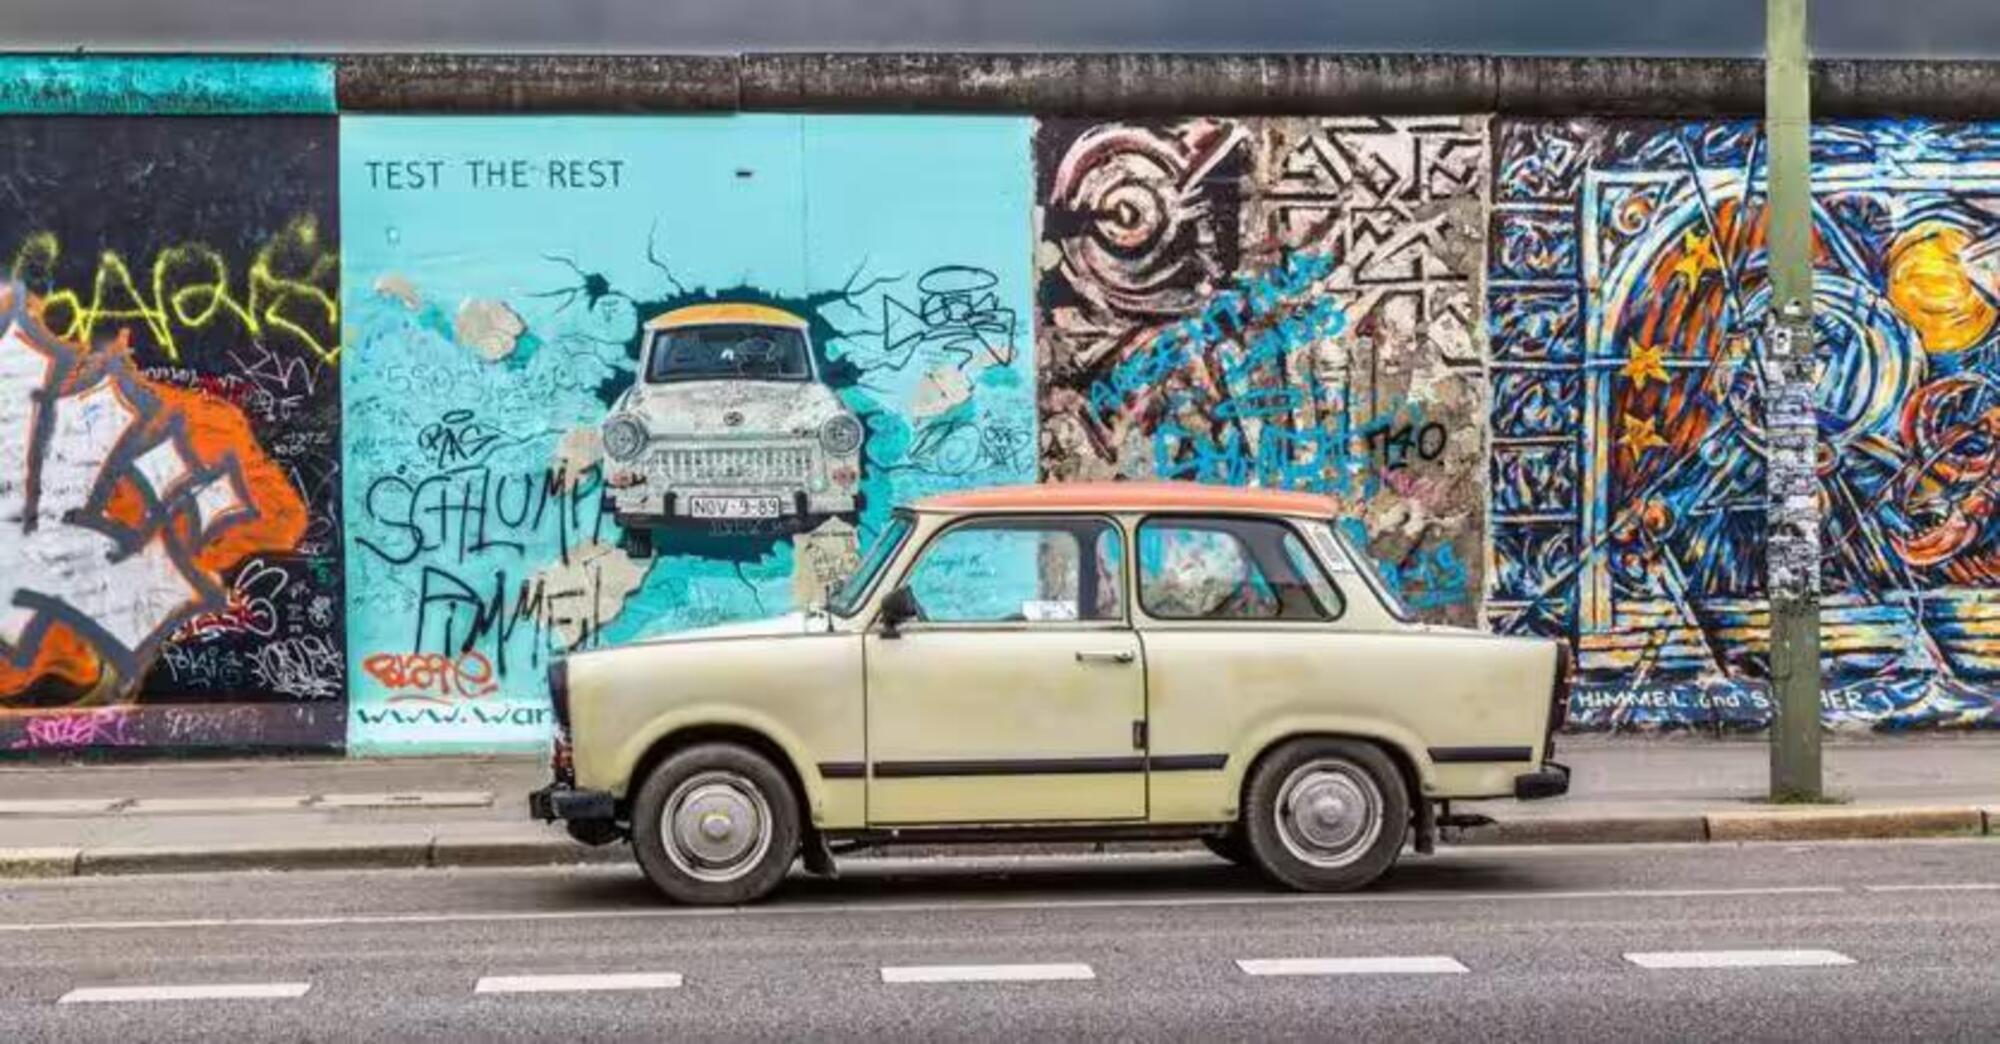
<box><xmin>1451</xmin><ymin>815</ymin><xmax>1708</xmax><ymax>846</ymax></box>
<box><xmin>0</xmin><ymin>847</ymin><xmax>82</xmax><ymax>878</ymax></box>
<box><xmin>1455</xmin><ymin>804</ymin><xmax>1998</xmax><ymax>847</ymax></box>
<box><xmin>429</xmin><ymin>835</ymin><xmax>632</xmax><ymax>868</ymax></box>
<box><xmin>0</xmin><ymin>807</ymin><xmax>1991</xmax><ymax>879</ymax></box>
<box><xmin>78</xmin><ymin>840</ymin><xmax>430</xmax><ymax>876</ymax></box>
<box><xmin>1706</xmin><ymin>805</ymin><xmax>1985</xmax><ymax>842</ymax></box>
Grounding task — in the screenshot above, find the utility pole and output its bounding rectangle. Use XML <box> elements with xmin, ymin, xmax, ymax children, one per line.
<box><xmin>1764</xmin><ymin>0</ymin><xmax>1823</xmax><ymax>800</ymax></box>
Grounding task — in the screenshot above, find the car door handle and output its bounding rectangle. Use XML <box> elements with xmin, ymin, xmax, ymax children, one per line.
<box><xmin>1075</xmin><ymin>650</ymin><xmax>1135</xmax><ymax>665</ymax></box>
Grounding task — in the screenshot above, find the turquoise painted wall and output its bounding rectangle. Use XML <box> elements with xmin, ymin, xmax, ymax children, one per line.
<box><xmin>338</xmin><ymin>115</ymin><xmax>1035</xmax><ymax>753</ymax></box>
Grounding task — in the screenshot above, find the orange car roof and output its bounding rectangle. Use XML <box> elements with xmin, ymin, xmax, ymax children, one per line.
<box><xmin>644</xmin><ymin>302</ymin><xmax>809</xmax><ymax>330</ymax></box>
<box><xmin>913</xmin><ymin>481</ymin><xmax>1339</xmax><ymax>516</ymax></box>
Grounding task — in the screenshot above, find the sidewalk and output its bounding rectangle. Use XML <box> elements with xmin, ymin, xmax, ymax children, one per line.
<box><xmin>0</xmin><ymin>736</ymin><xmax>1994</xmax><ymax>878</ymax></box>
<box><xmin>1454</xmin><ymin>734</ymin><xmax>2000</xmax><ymax>845</ymax></box>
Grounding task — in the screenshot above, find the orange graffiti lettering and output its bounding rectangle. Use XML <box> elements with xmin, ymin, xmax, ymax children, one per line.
<box><xmin>364</xmin><ymin>651</ymin><xmax>501</xmax><ymax>706</ymax></box>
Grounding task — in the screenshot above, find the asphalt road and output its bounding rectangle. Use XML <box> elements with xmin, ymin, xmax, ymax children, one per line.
<box><xmin>1</xmin><ymin>840</ymin><xmax>1996</xmax><ymax>1042</ymax></box>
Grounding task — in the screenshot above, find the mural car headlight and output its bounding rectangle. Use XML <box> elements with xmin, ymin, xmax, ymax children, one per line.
<box><xmin>603</xmin><ymin>415</ymin><xmax>648</xmax><ymax>462</ymax></box>
<box><xmin>820</xmin><ymin>414</ymin><xmax>863</xmax><ymax>455</ymax></box>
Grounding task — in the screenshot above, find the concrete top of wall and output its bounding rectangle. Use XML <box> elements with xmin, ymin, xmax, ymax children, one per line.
<box><xmin>333</xmin><ymin>53</ymin><xmax>2000</xmax><ymax>118</ymax></box>
<box><xmin>1</xmin><ymin>51</ymin><xmax>1995</xmax><ymax>117</ymax></box>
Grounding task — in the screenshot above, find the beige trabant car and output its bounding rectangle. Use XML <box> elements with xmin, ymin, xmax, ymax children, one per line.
<box><xmin>531</xmin><ymin>481</ymin><xmax>1570</xmax><ymax>904</ymax></box>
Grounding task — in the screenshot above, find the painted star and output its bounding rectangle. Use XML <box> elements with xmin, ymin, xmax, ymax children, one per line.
<box><xmin>1621</xmin><ymin>341</ymin><xmax>1670</xmax><ymax>390</ymax></box>
<box><xmin>1671</xmin><ymin>229</ymin><xmax>1722</xmax><ymax>290</ymax></box>
<box><xmin>1622</xmin><ymin>411</ymin><xmax>1669</xmax><ymax>463</ymax></box>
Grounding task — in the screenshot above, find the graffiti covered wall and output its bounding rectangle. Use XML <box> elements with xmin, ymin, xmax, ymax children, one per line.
<box><xmin>0</xmin><ymin>115</ymin><xmax>346</xmax><ymax>750</ymax></box>
<box><xmin>340</xmin><ymin>115</ymin><xmax>1034</xmax><ymax>753</ymax></box>
<box><xmin>1035</xmin><ymin>116</ymin><xmax>1490</xmax><ymax>624</ymax></box>
<box><xmin>1490</xmin><ymin>118</ymin><xmax>2000</xmax><ymax>730</ymax></box>
<box><xmin>6</xmin><ymin>85</ymin><xmax>2000</xmax><ymax>756</ymax></box>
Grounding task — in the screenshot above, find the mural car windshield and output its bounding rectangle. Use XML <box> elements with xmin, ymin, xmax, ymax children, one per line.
<box><xmin>827</xmin><ymin>515</ymin><xmax>914</xmax><ymax>616</ymax></box>
<box><xmin>1331</xmin><ymin>523</ymin><xmax>1414</xmax><ymax>622</ymax></box>
<box><xmin>646</xmin><ymin>324</ymin><xmax>811</xmax><ymax>383</ymax></box>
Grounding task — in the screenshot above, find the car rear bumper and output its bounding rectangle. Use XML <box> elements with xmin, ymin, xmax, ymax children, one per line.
<box><xmin>528</xmin><ymin>784</ymin><xmax>616</xmax><ymax>822</ymax></box>
<box><xmin>1513</xmin><ymin>761</ymin><xmax>1570</xmax><ymax>801</ymax></box>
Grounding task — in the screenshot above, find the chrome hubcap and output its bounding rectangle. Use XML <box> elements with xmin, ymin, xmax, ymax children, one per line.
<box><xmin>1274</xmin><ymin>760</ymin><xmax>1383</xmax><ymax>868</ymax></box>
<box><xmin>662</xmin><ymin>771</ymin><xmax>772</xmax><ymax>883</ymax></box>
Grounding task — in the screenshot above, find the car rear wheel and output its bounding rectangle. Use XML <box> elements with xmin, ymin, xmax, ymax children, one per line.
<box><xmin>1241</xmin><ymin>738</ymin><xmax>1407</xmax><ymax>892</ymax></box>
<box><xmin>631</xmin><ymin>743</ymin><xmax>800</xmax><ymax>905</ymax></box>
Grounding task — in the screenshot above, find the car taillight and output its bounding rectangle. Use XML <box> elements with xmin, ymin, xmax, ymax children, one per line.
<box><xmin>1549</xmin><ymin>641</ymin><xmax>1572</xmax><ymax>739</ymax></box>
<box><xmin>550</xmin><ymin>732</ymin><xmax>575</xmax><ymax>786</ymax></box>
<box><xmin>548</xmin><ymin>657</ymin><xmax>571</xmax><ymax>731</ymax></box>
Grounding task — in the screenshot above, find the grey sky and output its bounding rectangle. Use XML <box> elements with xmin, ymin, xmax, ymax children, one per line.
<box><xmin>3</xmin><ymin>0</ymin><xmax>1998</xmax><ymax>58</ymax></box>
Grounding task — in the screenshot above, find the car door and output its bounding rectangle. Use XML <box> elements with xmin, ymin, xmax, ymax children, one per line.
<box><xmin>1133</xmin><ymin>515</ymin><xmax>1355</xmax><ymax>824</ymax></box>
<box><xmin>862</xmin><ymin>515</ymin><xmax>1145</xmax><ymax>824</ymax></box>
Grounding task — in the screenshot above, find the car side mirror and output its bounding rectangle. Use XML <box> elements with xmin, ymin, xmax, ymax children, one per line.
<box><xmin>877</xmin><ymin>585</ymin><xmax>918</xmax><ymax>638</ymax></box>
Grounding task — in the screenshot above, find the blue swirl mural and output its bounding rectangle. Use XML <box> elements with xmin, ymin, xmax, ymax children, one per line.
<box><xmin>1490</xmin><ymin>118</ymin><xmax>2000</xmax><ymax>731</ymax></box>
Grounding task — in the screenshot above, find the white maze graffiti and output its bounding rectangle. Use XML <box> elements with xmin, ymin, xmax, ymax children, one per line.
<box><xmin>0</xmin><ymin>295</ymin><xmax>252</xmax><ymax>686</ymax></box>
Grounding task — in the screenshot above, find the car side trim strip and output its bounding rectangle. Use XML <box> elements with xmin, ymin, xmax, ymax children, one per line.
<box><xmin>1427</xmin><ymin>745</ymin><xmax>1534</xmax><ymax>764</ymax></box>
<box><xmin>825</xmin><ymin>755</ymin><xmax>1230</xmax><ymax>779</ymax></box>
<box><xmin>873</xmin><ymin>757</ymin><xmax>1145</xmax><ymax>778</ymax></box>
<box><xmin>1148</xmin><ymin>754</ymin><xmax>1228</xmax><ymax>772</ymax></box>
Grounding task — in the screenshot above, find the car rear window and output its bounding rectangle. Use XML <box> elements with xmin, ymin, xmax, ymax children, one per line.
<box><xmin>1137</xmin><ymin>517</ymin><xmax>1340</xmax><ymax>621</ymax></box>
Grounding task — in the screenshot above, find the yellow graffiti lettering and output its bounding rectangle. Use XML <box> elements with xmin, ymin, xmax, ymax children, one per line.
<box><xmin>5</xmin><ymin>215</ymin><xmax>340</xmax><ymax>365</ymax></box>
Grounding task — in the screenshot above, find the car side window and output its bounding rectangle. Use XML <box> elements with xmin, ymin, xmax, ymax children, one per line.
<box><xmin>1138</xmin><ymin>517</ymin><xmax>1339</xmax><ymax>621</ymax></box>
<box><xmin>900</xmin><ymin>519</ymin><xmax>1125</xmax><ymax>624</ymax></box>
<box><xmin>1090</xmin><ymin>527</ymin><xmax>1125</xmax><ymax>620</ymax></box>
<box><xmin>1279</xmin><ymin>529</ymin><xmax>1345</xmax><ymax>619</ymax></box>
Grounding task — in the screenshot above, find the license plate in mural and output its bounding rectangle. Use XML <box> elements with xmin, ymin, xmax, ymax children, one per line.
<box><xmin>688</xmin><ymin>496</ymin><xmax>785</xmax><ymax>520</ymax></box>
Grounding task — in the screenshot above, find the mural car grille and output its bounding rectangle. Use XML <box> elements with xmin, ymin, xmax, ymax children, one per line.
<box><xmin>655</xmin><ymin>445</ymin><xmax>813</xmax><ymax>485</ymax></box>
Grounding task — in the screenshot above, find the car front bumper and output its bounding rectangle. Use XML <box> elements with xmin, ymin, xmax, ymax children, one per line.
<box><xmin>528</xmin><ymin>784</ymin><xmax>616</xmax><ymax>821</ymax></box>
<box><xmin>1513</xmin><ymin>761</ymin><xmax>1571</xmax><ymax>801</ymax></box>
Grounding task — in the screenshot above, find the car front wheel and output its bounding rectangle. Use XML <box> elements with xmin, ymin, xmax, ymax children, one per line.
<box><xmin>1241</xmin><ymin>738</ymin><xmax>1408</xmax><ymax>892</ymax></box>
<box><xmin>631</xmin><ymin>743</ymin><xmax>801</xmax><ymax>905</ymax></box>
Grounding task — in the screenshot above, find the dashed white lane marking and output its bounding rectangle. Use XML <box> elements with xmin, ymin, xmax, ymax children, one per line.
<box><xmin>1237</xmin><ymin>956</ymin><xmax>1469</xmax><ymax>976</ymax></box>
<box><xmin>58</xmin><ymin>982</ymin><xmax>311</xmax><ymax>1003</ymax></box>
<box><xmin>1624</xmin><ymin>949</ymin><xmax>1855</xmax><ymax>970</ymax></box>
<box><xmin>475</xmin><ymin>973</ymin><xmax>682</xmax><ymax>994</ymax></box>
<box><xmin>0</xmin><ymin>885</ymin><xmax>1852</xmax><ymax>934</ymax></box>
<box><xmin>1863</xmin><ymin>883</ymin><xmax>2000</xmax><ymax>893</ymax></box>
<box><xmin>881</xmin><ymin>963</ymin><xmax>1095</xmax><ymax>984</ymax></box>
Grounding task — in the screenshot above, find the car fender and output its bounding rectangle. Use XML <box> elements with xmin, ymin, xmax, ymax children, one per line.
<box><xmin>1222</xmin><ymin>713</ymin><xmax>1436</xmax><ymax>812</ymax></box>
<box><xmin>608</xmin><ymin>702</ymin><xmax>831</xmax><ymax>819</ymax></box>
<box><xmin>796</xmin><ymin>380</ymin><xmax>849</xmax><ymax>417</ymax></box>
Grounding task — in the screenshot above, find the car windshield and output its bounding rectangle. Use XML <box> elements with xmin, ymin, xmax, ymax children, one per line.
<box><xmin>827</xmin><ymin>514</ymin><xmax>913</xmax><ymax>617</ymax></box>
<box><xmin>647</xmin><ymin>324</ymin><xmax>811</xmax><ymax>383</ymax></box>
<box><xmin>1330</xmin><ymin>521</ymin><xmax>1415</xmax><ymax>622</ymax></box>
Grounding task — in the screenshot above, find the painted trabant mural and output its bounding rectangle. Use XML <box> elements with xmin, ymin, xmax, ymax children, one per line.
<box><xmin>600</xmin><ymin>303</ymin><xmax>865</xmax><ymax>554</ymax></box>
<box><xmin>531</xmin><ymin>481</ymin><xmax>1570</xmax><ymax>906</ymax></box>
